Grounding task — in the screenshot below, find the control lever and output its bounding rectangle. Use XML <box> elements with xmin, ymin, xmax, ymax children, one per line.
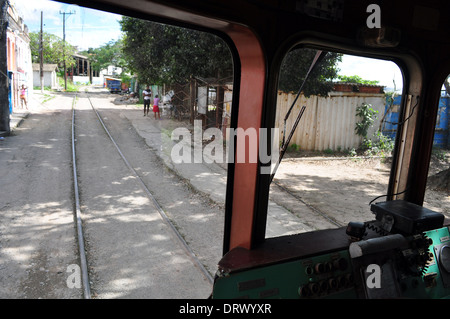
<box><xmin>346</xmin><ymin>221</ymin><xmax>366</xmax><ymax>241</ymax></box>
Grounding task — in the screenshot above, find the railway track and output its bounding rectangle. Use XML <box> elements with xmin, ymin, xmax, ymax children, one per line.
<box><xmin>70</xmin><ymin>91</ymin><xmax>214</xmax><ymax>299</ymax></box>
<box><xmin>71</xmin><ymin>95</ymin><xmax>91</xmax><ymax>299</ymax></box>
<box><xmin>67</xmin><ymin>89</ymin><xmax>347</xmax><ymax>298</ymax></box>
<box><xmin>0</xmin><ymin>89</ymin><xmax>352</xmax><ymax>298</ymax></box>
<box><xmin>271</xmin><ymin>181</ymin><xmax>344</xmax><ymax>228</ymax></box>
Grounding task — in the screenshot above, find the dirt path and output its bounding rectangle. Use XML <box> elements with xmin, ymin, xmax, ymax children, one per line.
<box><xmin>0</xmin><ymin>94</ymin><xmax>81</xmax><ymax>298</ymax></box>
<box><xmin>120</xmin><ymin>93</ymin><xmax>449</xmax><ymax>232</ymax></box>
<box><xmin>272</xmin><ymin>155</ymin><xmax>450</xmax><ymax>229</ymax></box>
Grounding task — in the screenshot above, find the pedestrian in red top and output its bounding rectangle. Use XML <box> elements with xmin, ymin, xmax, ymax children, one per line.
<box><xmin>153</xmin><ymin>95</ymin><xmax>160</xmax><ymax>120</ymax></box>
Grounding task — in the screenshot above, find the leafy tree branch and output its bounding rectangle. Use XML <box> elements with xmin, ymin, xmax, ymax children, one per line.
<box><xmin>29</xmin><ymin>31</ymin><xmax>76</xmax><ymax>69</ymax></box>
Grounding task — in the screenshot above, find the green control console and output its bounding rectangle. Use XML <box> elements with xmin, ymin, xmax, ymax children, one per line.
<box><xmin>212</xmin><ymin>201</ymin><xmax>450</xmax><ymax>299</ymax></box>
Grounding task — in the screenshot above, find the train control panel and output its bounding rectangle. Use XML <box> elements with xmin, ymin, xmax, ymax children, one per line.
<box><xmin>212</xmin><ymin>200</ymin><xmax>450</xmax><ymax>299</ymax></box>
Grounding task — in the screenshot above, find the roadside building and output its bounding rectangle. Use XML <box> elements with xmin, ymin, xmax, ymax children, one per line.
<box><xmin>6</xmin><ymin>2</ymin><xmax>33</xmax><ymax>112</ymax></box>
<box><xmin>32</xmin><ymin>63</ymin><xmax>58</xmax><ymax>89</ymax></box>
<box><xmin>70</xmin><ymin>53</ymin><xmax>118</xmax><ymax>86</ymax></box>
<box><xmin>70</xmin><ymin>53</ymin><xmax>92</xmax><ymax>84</ymax></box>
<box><xmin>101</xmin><ymin>65</ymin><xmax>123</xmax><ymax>87</ymax></box>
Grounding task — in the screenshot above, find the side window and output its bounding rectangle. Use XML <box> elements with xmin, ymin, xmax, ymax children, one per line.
<box><xmin>424</xmin><ymin>75</ymin><xmax>450</xmax><ymax>216</ymax></box>
<box><xmin>268</xmin><ymin>49</ymin><xmax>404</xmax><ymax>238</ymax></box>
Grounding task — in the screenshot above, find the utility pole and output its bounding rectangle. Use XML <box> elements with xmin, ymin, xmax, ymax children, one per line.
<box><xmin>59</xmin><ymin>10</ymin><xmax>75</xmax><ymax>91</ymax></box>
<box><xmin>39</xmin><ymin>11</ymin><xmax>43</xmax><ymax>93</ymax></box>
<box><xmin>0</xmin><ymin>0</ymin><xmax>10</xmax><ymax>136</ymax></box>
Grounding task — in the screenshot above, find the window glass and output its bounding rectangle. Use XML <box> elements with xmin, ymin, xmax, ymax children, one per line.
<box><xmin>423</xmin><ymin>76</ymin><xmax>450</xmax><ymax>218</ymax></box>
<box><xmin>267</xmin><ymin>49</ymin><xmax>404</xmax><ymax>238</ymax></box>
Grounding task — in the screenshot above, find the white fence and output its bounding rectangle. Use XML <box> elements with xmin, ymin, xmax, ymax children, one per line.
<box><xmin>275</xmin><ymin>91</ymin><xmax>386</xmax><ymax>151</ymax></box>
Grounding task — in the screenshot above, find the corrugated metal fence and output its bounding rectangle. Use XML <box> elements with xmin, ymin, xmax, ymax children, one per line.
<box><xmin>275</xmin><ymin>91</ymin><xmax>386</xmax><ymax>151</ymax></box>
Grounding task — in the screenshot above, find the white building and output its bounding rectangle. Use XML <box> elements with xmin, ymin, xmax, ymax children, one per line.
<box><xmin>32</xmin><ymin>63</ymin><xmax>58</xmax><ymax>89</ymax></box>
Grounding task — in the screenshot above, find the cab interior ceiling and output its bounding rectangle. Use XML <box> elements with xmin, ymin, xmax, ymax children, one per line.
<box><xmin>57</xmin><ymin>0</ymin><xmax>450</xmax><ymax>44</ymax></box>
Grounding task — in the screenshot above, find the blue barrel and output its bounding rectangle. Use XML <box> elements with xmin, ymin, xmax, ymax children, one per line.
<box><xmin>434</xmin><ymin>97</ymin><xmax>448</xmax><ymax>148</ymax></box>
<box><xmin>382</xmin><ymin>95</ymin><xmax>402</xmax><ymax>140</ymax></box>
<box><xmin>383</xmin><ymin>95</ymin><xmax>449</xmax><ymax>149</ymax></box>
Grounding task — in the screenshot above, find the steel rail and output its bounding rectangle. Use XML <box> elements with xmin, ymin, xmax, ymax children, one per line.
<box><xmin>71</xmin><ymin>94</ymin><xmax>92</xmax><ymax>299</ymax></box>
<box><xmin>208</xmin><ymin>143</ymin><xmax>345</xmax><ymax>228</ymax></box>
<box><xmin>272</xmin><ymin>181</ymin><xmax>344</xmax><ymax>228</ymax></box>
<box><xmin>85</xmin><ymin>93</ymin><xmax>214</xmax><ymax>285</ymax></box>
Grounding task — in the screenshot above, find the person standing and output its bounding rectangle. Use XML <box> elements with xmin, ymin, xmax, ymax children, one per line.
<box><xmin>19</xmin><ymin>85</ymin><xmax>28</xmax><ymax>110</ymax></box>
<box><xmin>143</xmin><ymin>86</ymin><xmax>152</xmax><ymax>116</ymax></box>
<box><xmin>153</xmin><ymin>94</ymin><xmax>160</xmax><ymax>120</ymax></box>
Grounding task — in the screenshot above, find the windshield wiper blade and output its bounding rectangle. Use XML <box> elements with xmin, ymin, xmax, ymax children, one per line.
<box><xmin>270</xmin><ymin>50</ymin><xmax>327</xmax><ymax>184</ymax></box>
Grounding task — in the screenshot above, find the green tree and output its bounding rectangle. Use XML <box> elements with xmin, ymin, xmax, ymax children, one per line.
<box><xmin>119</xmin><ymin>17</ymin><xmax>232</xmax><ymax>85</ymax></box>
<box><xmin>278</xmin><ymin>49</ymin><xmax>342</xmax><ymax>96</ymax></box>
<box><xmin>337</xmin><ymin>75</ymin><xmax>380</xmax><ymax>85</ymax></box>
<box><xmin>82</xmin><ymin>39</ymin><xmax>126</xmax><ymax>76</ymax></box>
<box><xmin>29</xmin><ymin>31</ymin><xmax>76</xmax><ymax>69</ymax></box>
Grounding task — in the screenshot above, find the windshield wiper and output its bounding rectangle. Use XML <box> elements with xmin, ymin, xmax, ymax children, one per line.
<box><xmin>269</xmin><ymin>50</ymin><xmax>328</xmax><ymax>184</ymax></box>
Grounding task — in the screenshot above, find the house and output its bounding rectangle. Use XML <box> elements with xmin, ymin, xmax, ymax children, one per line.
<box><xmin>69</xmin><ymin>55</ymin><xmax>121</xmax><ymax>86</ymax></box>
<box><xmin>70</xmin><ymin>53</ymin><xmax>92</xmax><ymax>84</ymax></box>
<box><xmin>100</xmin><ymin>65</ymin><xmax>123</xmax><ymax>87</ymax></box>
<box><xmin>6</xmin><ymin>2</ymin><xmax>33</xmax><ymax>112</ymax></box>
<box><xmin>32</xmin><ymin>63</ymin><xmax>58</xmax><ymax>89</ymax></box>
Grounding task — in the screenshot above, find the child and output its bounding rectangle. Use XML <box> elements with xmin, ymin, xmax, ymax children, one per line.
<box><xmin>19</xmin><ymin>85</ymin><xmax>28</xmax><ymax>110</ymax></box>
<box><xmin>153</xmin><ymin>95</ymin><xmax>160</xmax><ymax>120</ymax></box>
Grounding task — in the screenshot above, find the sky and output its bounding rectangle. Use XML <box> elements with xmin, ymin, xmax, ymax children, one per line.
<box><xmin>337</xmin><ymin>55</ymin><xmax>403</xmax><ymax>92</ymax></box>
<box><xmin>10</xmin><ymin>0</ymin><xmax>403</xmax><ymax>91</ymax></box>
<box><xmin>11</xmin><ymin>0</ymin><xmax>123</xmax><ymax>51</ymax></box>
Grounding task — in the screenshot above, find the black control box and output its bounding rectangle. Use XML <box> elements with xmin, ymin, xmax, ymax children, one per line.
<box><xmin>371</xmin><ymin>200</ymin><xmax>444</xmax><ymax>235</ymax></box>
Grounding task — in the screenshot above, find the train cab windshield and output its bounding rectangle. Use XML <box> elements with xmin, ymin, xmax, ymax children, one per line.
<box><xmin>267</xmin><ymin>48</ymin><xmax>407</xmax><ymax>237</ymax></box>
<box><xmin>9</xmin><ymin>0</ymin><xmax>449</xmax><ymax>301</ymax></box>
